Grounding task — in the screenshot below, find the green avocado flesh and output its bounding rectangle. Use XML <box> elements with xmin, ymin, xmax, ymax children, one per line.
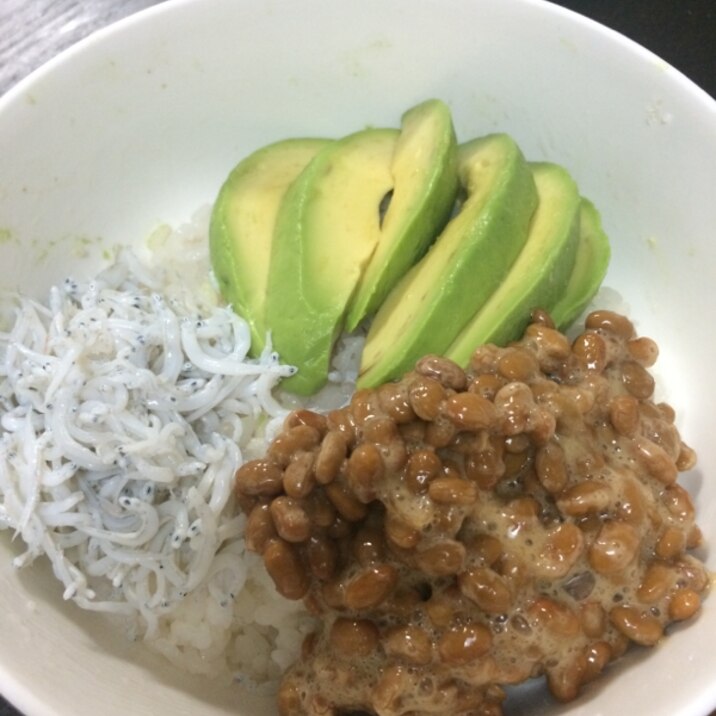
<box><xmin>344</xmin><ymin>99</ymin><xmax>459</xmax><ymax>331</ymax></box>
<box><xmin>445</xmin><ymin>162</ymin><xmax>581</xmax><ymax>367</ymax></box>
<box><xmin>209</xmin><ymin>138</ymin><xmax>330</xmax><ymax>355</ymax></box>
<box><xmin>210</xmin><ymin>101</ymin><xmax>612</xmax><ymax>397</ymax></box>
<box><xmin>266</xmin><ymin>128</ymin><xmax>399</xmax><ymax>395</ymax></box>
<box><xmin>550</xmin><ymin>198</ymin><xmax>611</xmax><ymax>329</ymax></box>
<box><xmin>357</xmin><ymin>133</ymin><xmax>539</xmax><ymax>389</ymax></box>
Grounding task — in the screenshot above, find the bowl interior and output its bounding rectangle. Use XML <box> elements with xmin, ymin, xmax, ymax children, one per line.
<box><xmin>0</xmin><ymin>1</ymin><xmax>715</xmax><ymax>715</ymax></box>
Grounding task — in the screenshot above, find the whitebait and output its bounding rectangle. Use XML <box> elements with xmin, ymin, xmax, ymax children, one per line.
<box><xmin>0</xmin><ymin>248</ymin><xmax>295</xmax><ymax>636</ymax></box>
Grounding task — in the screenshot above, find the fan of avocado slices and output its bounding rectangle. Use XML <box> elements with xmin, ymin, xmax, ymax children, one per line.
<box><xmin>209</xmin><ymin>99</ymin><xmax>610</xmax><ymax>394</ymax></box>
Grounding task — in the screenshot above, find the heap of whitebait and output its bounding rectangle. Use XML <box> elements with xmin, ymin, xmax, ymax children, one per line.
<box><xmin>0</xmin><ymin>248</ymin><xmax>294</xmax><ymax>636</ymax></box>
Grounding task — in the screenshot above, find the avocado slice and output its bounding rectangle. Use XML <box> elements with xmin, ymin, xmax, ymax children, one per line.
<box><xmin>445</xmin><ymin>162</ymin><xmax>581</xmax><ymax>366</ymax></box>
<box><xmin>266</xmin><ymin>128</ymin><xmax>399</xmax><ymax>394</ymax></box>
<box><xmin>549</xmin><ymin>198</ymin><xmax>611</xmax><ymax>329</ymax></box>
<box><xmin>209</xmin><ymin>138</ymin><xmax>330</xmax><ymax>355</ymax></box>
<box><xmin>357</xmin><ymin>133</ymin><xmax>538</xmax><ymax>388</ymax></box>
<box><xmin>344</xmin><ymin>99</ymin><xmax>459</xmax><ymax>331</ymax></box>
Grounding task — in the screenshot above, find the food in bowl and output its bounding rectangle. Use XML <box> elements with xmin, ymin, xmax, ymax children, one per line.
<box><xmin>238</xmin><ymin>310</ymin><xmax>705</xmax><ymax>715</ymax></box>
<box><xmin>0</xmin><ymin>94</ymin><xmax>707</xmax><ymax>716</ymax></box>
<box><xmin>209</xmin><ymin>100</ymin><xmax>609</xmax><ymax>396</ymax></box>
<box><xmin>216</xmin><ymin>100</ymin><xmax>707</xmax><ymax>714</ymax></box>
<box><xmin>0</xmin><ymin>218</ymin><xmax>314</xmax><ymax>685</ymax></box>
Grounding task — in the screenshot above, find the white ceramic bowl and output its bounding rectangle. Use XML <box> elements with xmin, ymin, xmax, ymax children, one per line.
<box><xmin>1</xmin><ymin>1</ymin><xmax>715</xmax><ymax>715</ymax></box>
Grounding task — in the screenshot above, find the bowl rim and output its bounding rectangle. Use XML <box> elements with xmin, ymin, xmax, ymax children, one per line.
<box><xmin>1</xmin><ymin>0</ymin><xmax>715</xmax><ymax>113</ymax></box>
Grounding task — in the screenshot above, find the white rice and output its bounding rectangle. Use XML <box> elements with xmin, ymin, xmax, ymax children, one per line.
<box><xmin>0</xmin><ymin>208</ymin><xmax>323</xmax><ymax>690</ymax></box>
